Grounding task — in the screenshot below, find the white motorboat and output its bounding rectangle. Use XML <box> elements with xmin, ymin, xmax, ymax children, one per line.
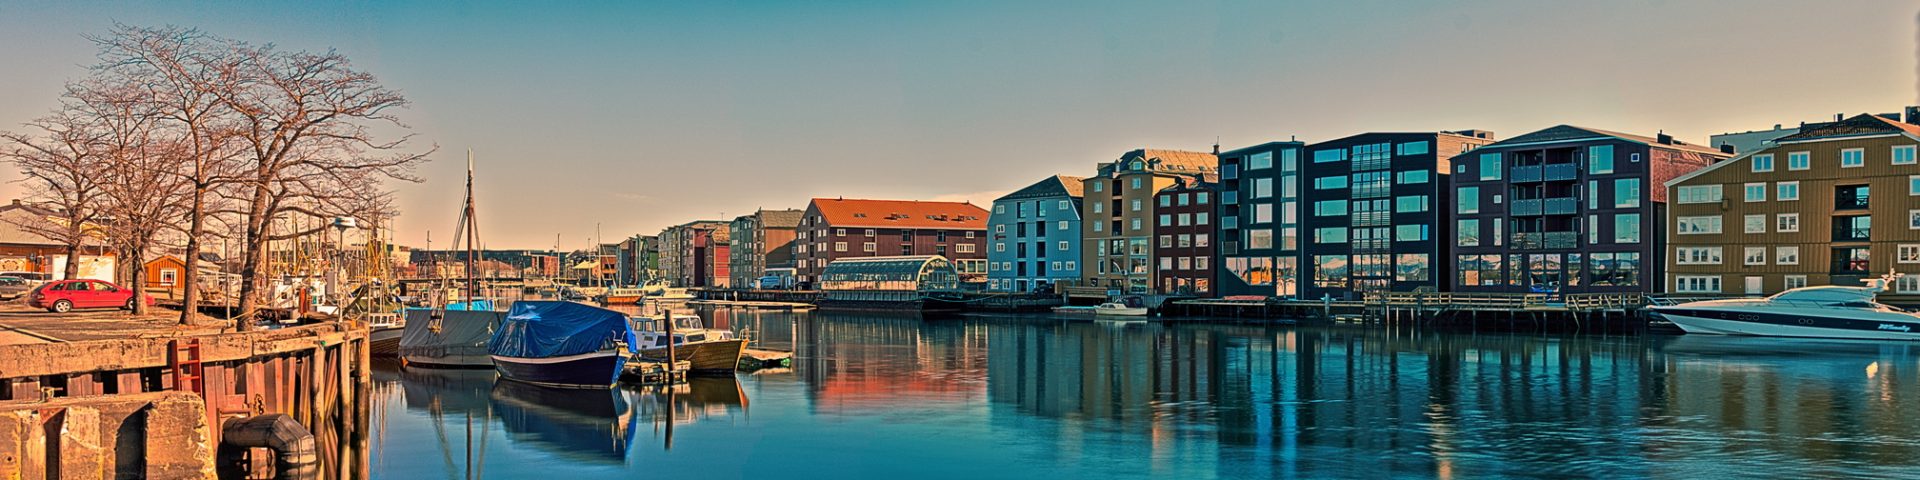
<box><xmin>629</xmin><ymin>313</ymin><xmax>746</xmax><ymax>373</ymax></box>
<box><xmin>1093</xmin><ymin>302</ymin><xmax>1148</xmax><ymax>317</ymax></box>
<box><xmin>1650</xmin><ymin>273</ymin><xmax>1920</xmax><ymax>341</ymax></box>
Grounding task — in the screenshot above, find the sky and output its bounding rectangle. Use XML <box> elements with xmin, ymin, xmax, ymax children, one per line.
<box><xmin>0</xmin><ymin>0</ymin><xmax>1915</xmax><ymax>249</ymax></box>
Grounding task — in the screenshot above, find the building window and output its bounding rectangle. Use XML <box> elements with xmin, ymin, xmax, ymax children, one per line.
<box><xmin>1677</xmin><ymin>185</ymin><xmax>1722</xmax><ymax>204</ymax></box>
<box><xmin>1677</xmin><ymin>216</ymin><xmax>1722</xmax><ymax>235</ymax></box>
<box><xmin>1255</xmin><ymin>204</ymin><xmax>1274</xmax><ymax>223</ymax></box>
<box><xmin>1131</xmin><ymin>199</ymin><xmax>1142</xmax><ymax>211</ymax></box>
<box><xmin>834</xmin><ymin>242</ymin><xmax>847</xmax><ymax>252</ymax></box>
<box><xmin>1195</xmin><ymin>257</ymin><xmax>1208</xmax><ymax>271</ymax></box>
<box><xmin>1910</xmin><ymin>175</ymin><xmax>1920</xmax><ymax>196</ymax></box>
<box><xmin>1159</xmin><ymin>214</ymin><xmax>1172</xmax><ymax>226</ymax></box>
<box><xmin>1249</xmin><ymin>151</ymin><xmax>1273</xmax><ymax>170</ymax></box>
<box><xmin>1615</xmin><ymin>178</ymin><xmax>1641</xmax><ymax>208</ymax></box>
<box><xmin>1777</xmin><ymin>246</ymin><xmax>1799</xmax><ymax>265</ymax></box>
<box><xmin>1248</xmin><ymin>230</ymin><xmax>1274</xmax><ymax>249</ymax></box>
<box><xmin>1159</xmin><ymin>196</ymin><xmax>1171</xmax><ymax>208</ymax></box>
<box><xmin>1159</xmin><ymin>235</ymin><xmax>1172</xmax><ymax>248</ymax></box>
<box><xmin>1196</xmin><ymin>234</ymin><xmax>1209</xmax><ymax>247</ymax></box>
<box><xmin>1778</xmin><ymin>181</ymin><xmax>1799</xmax><ymax>201</ymax></box>
<box><xmin>1911</xmin><ymin>210</ymin><xmax>1920</xmax><ymax>230</ymax></box>
<box><xmin>1397</xmin><ymin>170</ymin><xmax>1430</xmax><ymax>184</ymax></box>
<box><xmin>1479</xmin><ymin>153</ymin><xmax>1501</xmax><ymax>181</ymax></box>
<box><xmin>1785</xmin><ymin>275</ymin><xmax>1807</xmax><ymax>289</ymax></box>
<box><xmin>1395</xmin><ymin>195</ymin><xmax>1429</xmax><ymax>213</ymax></box>
<box><xmin>966</xmin><ymin>231</ymin><xmax>976</xmax><ymax>239</ymax></box>
<box><xmin>1900</xmin><ymin>245</ymin><xmax>1920</xmax><ymax>264</ymax></box>
<box><xmin>1058</xmin><ymin>241</ymin><xmax>1069</xmax><ymax>251</ymax></box>
<box><xmin>1093</xmin><ymin>222</ymin><xmax>1104</xmax><ymax>232</ymax></box>
<box><xmin>1131</xmin><ymin>218</ymin><xmax>1141</xmax><ymax>230</ymax></box>
<box><xmin>1092</xmin><ymin>182</ymin><xmax>1103</xmax><ymax>192</ymax></box>
<box><xmin>1589</xmin><ymin>145</ymin><xmax>1614</xmax><ymax>174</ymax></box>
<box><xmin>862</xmin><ymin>242</ymin><xmax>876</xmax><ymax>252</ymax></box>
<box><xmin>956</xmin><ymin>244</ymin><xmax>975</xmax><ymax>253</ymax></box>
<box><xmin>1615</xmin><ymin>214</ymin><xmax>1641</xmax><ymax>243</ymax></box>
<box><xmin>1255</xmin><ymin>178</ymin><xmax>1273</xmax><ymax>199</ymax></box>
<box><xmin>1197</xmin><ymin>213</ymin><xmax>1210</xmax><ymax>225</ymax></box>
<box><xmin>994</xmin><ymin>205</ymin><xmax>1005</xmax><ymax>214</ymax></box>
<box><xmin>1674</xmin><ymin>275</ymin><xmax>1722</xmax><ymax>293</ymax></box>
<box><xmin>160</xmin><ymin>268</ymin><xmax>178</xmax><ymax>286</ymax></box>
<box><xmin>1314</xmin><ymin>227</ymin><xmax>1348</xmax><ymax>244</ymax></box>
<box><xmin>1395</xmin><ymin>224</ymin><xmax>1428</xmax><ymax>242</ymax></box>
<box><xmin>1676</xmin><ymin>247</ymin><xmax>1723</xmax><ymax>265</ymax></box>
<box><xmin>1776</xmin><ymin>213</ymin><xmax>1799</xmax><ymax>232</ymax></box>
<box><xmin>1458</xmin><ymin>187</ymin><xmax>1479</xmax><ymax>214</ymax></box>
<box><xmin>1132</xmin><ymin>178</ymin><xmax>1143</xmax><ymax>189</ymax></box>
<box><xmin>1742</xmin><ymin>214</ymin><xmax>1765</xmax><ymax>234</ymax></box>
<box><xmin>1178</xmin><ymin>213</ymin><xmax>1192</xmax><ymax>226</ymax></box>
<box><xmin>1313</xmin><ymin>201</ymin><xmax>1346</xmax><ymax>217</ymax></box>
<box><xmin>995</xmin><ymin>243</ymin><xmax>1005</xmax><ymax>252</ymax></box>
<box><xmin>1751</xmin><ymin>153</ymin><xmax>1774</xmax><ymax>172</ymax></box>
<box><xmin>1058</xmin><ymin>221</ymin><xmax>1070</xmax><ymax>231</ymax></box>
<box><xmin>1314</xmin><ymin>176</ymin><xmax>1348</xmax><ymax>190</ymax></box>
<box><xmin>1744</xmin><ymin>247</ymin><xmax>1766</xmax><ymax>265</ymax></box>
<box><xmin>1065</xmin><ymin>261</ymin><xmax>1076</xmax><ymax>271</ymax></box>
<box><xmin>1841</xmin><ymin>148</ymin><xmax>1865</xmax><ymax>168</ymax></box>
<box><xmin>1743</xmin><ymin>183</ymin><xmax>1766</xmax><ymax>202</ymax></box>
<box><xmin>1313</xmin><ymin>149</ymin><xmax>1345</xmax><ymax>163</ymax></box>
<box><xmin>1899</xmin><ymin>277</ymin><xmax>1920</xmax><ymax>293</ymax></box>
<box><xmin>1457</xmin><ymin>219</ymin><xmax>1480</xmax><ymax>246</ymax></box>
<box><xmin>1897</xmin><ymin>145</ymin><xmax>1917</xmax><ymax>165</ymax></box>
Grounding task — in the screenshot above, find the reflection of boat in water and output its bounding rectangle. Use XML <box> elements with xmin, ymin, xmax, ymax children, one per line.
<box><xmin>488</xmin><ymin>301</ymin><xmax>636</xmax><ymax>388</ymax></box>
<box><xmin>628</xmin><ymin>376</ymin><xmax>749</xmax><ymax>429</ymax></box>
<box><xmin>399</xmin><ymin>308</ymin><xmax>508</xmax><ymax>368</ymax></box>
<box><xmin>632</xmin><ymin>313</ymin><xmax>746</xmax><ymax>373</ymax></box>
<box><xmin>489</xmin><ymin>378</ymin><xmax>633</xmax><ymax>464</ymax></box>
<box><xmin>397</xmin><ymin>366</ymin><xmax>497</xmax><ymax>414</ymax></box>
<box><xmin>1662</xmin><ymin>334</ymin><xmax>1920</xmax><ymax>361</ymax></box>
<box><xmin>1652</xmin><ymin>274</ymin><xmax>1920</xmax><ymax>341</ymax></box>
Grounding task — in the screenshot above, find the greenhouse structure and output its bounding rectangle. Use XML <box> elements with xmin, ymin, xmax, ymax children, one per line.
<box><xmin>819</xmin><ymin>255</ymin><xmax>960</xmax><ymax>302</ymax></box>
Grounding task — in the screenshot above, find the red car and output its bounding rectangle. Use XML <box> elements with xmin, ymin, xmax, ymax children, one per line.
<box><xmin>27</xmin><ymin>279</ymin><xmax>153</xmax><ymax>313</ymax></box>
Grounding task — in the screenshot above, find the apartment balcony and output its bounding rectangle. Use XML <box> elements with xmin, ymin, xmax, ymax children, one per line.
<box><xmin>1511</xmin><ymin>231</ymin><xmax>1579</xmax><ymax>250</ymax></box>
<box><xmin>1510</xmin><ymin>165</ymin><xmax>1541</xmax><ymax>183</ymax></box>
<box><xmin>1509</xmin><ymin>164</ymin><xmax>1578</xmax><ymax>184</ymax></box>
<box><xmin>1832</xmin><ymin>225</ymin><xmax>1871</xmax><ymax>242</ymax></box>
<box><xmin>1543</xmin><ymin>163</ymin><xmax>1578</xmax><ymax>181</ymax></box>
<box><xmin>1509</xmin><ymin>197</ymin><xmax>1577</xmax><ymax>217</ymax></box>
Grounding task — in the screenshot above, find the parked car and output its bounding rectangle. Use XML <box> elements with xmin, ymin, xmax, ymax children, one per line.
<box><xmin>26</xmin><ymin>279</ymin><xmax>153</xmax><ymax>313</ymax></box>
<box><xmin>0</xmin><ymin>277</ymin><xmax>29</xmax><ymax>300</ymax></box>
<box><xmin>0</xmin><ymin>271</ymin><xmax>51</xmax><ymax>286</ymax></box>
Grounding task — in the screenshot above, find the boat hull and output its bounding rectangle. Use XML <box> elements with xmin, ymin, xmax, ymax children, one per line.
<box><xmin>1653</xmin><ymin>307</ymin><xmax>1920</xmax><ymax>341</ymax></box>
<box><xmin>369</xmin><ymin>326</ymin><xmax>404</xmax><ymax>357</ymax></box>
<box><xmin>638</xmin><ymin>339</ymin><xmax>747</xmax><ymax>373</ymax></box>
<box><xmin>602</xmin><ymin>295</ymin><xmax>644</xmax><ymax>305</ymax></box>
<box><xmin>1094</xmin><ymin>308</ymin><xmax>1148</xmax><ymax>316</ymax></box>
<box><xmin>491</xmin><ymin>350</ymin><xmax>627</xmax><ymax>389</ymax></box>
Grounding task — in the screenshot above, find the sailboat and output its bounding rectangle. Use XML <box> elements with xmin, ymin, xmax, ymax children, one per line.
<box><xmin>401</xmin><ymin>150</ymin><xmax>508</xmax><ymax>368</ymax></box>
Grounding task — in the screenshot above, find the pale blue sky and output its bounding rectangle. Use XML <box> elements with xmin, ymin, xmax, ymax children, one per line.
<box><xmin>0</xmin><ymin>1</ymin><xmax>1914</xmax><ymax>248</ymax></box>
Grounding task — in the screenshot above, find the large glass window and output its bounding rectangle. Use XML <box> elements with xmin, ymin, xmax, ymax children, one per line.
<box><xmin>1478</xmin><ymin>153</ymin><xmax>1501</xmax><ymax>181</ymax></box>
<box><xmin>1457</xmin><ymin>254</ymin><xmax>1504</xmax><ymax>286</ymax></box>
<box><xmin>1396</xmin><ymin>141</ymin><xmax>1430</xmax><ymax>156</ymax></box>
<box><xmin>1394</xmin><ymin>254</ymin><xmax>1430</xmax><ymax>282</ymax></box>
<box><xmin>1615</xmin><ymin>178</ymin><xmax>1641</xmax><ymax>208</ymax></box>
<box><xmin>1457</xmin><ymin>219</ymin><xmax>1480</xmax><ymax>246</ymax></box>
<box><xmin>1778</xmin><ymin>181</ymin><xmax>1799</xmax><ymax>200</ymax></box>
<box><xmin>1676</xmin><ymin>185</ymin><xmax>1722</xmax><ymax>204</ymax></box>
<box><xmin>1614</xmin><ymin>214</ymin><xmax>1641</xmax><ymax>243</ymax></box>
<box><xmin>1396</xmin><ymin>170</ymin><xmax>1429</xmax><ymax>184</ymax></box>
<box><xmin>1589</xmin><ymin>145</ymin><xmax>1614</xmax><ymax>174</ymax></box>
<box><xmin>1249</xmin><ymin>151</ymin><xmax>1273</xmax><ymax>170</ymax></box>
<box><xmin>1254</xmin><ymin>203</ymin><xmax>1273</xmax><ymax>223</ymax></box>
<box><xmin>1313</xmin><ymin>227</ymin><xmax>1348</xmax><ymax>244</ymax></box>
<box><xmin>1313</xmin><ymin>255</ymin><xmax>1349</xmax><ymax>288</ymax></box>
<box><xmin>1458</xmin><ymin>187</ymin><xmax>1480</xmax><ymax>214</ymax></box>
<box><xmin>1247</xmin><ymin>229</ymin><xmax>1274</xmax><ymax>249</ymax></box>
<box><xmin>1395</xmin><ymin>195</ymin><xmax>1429</xmax><ymax>213</ymax></box>
<box><xmin>1676</xmin><ymin>215</ymin><xmax>1722</xmax><ymax>234</ymax></box>
<box><xmin>1313</xmin><ymin>149</ymin><xmax>1346</xmax><ymax>163</ymax></box>
<box><xmin>1254</xmin><ymin>178</ymin><xmax>1273</xmax><ymax>199</ymax></box>
<box><xmin>1394</xmin><ymin>224</ymin><xmax>1428</xmax><ymax>241</ymax></box>
<box><xmin>1314</xmin><ymin>176</ymin><xmax>1348</xmax><ymax>190</ymax></box>
<box><xmin>1314</xmin><ymin>200</ymin><xmax>1347</xmax><ymax>216</ymax></box>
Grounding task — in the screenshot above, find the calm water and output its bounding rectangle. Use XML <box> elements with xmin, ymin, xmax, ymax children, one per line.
<box><xmin>367</xmin><ymin>308</ymin><xmax>1920</xmax><ymax>479</ymax></box>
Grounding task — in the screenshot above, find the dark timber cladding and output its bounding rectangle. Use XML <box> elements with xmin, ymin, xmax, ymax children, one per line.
<box><xmin>1152</xmin><ymin>175</ymin><xmax>1217</xmax><ymax>296</ymax></box>
<box><xmin>1451</xmin><ymin>125</ymin><xmax>1729</xmax><ymax>294</ymax></box>
<box><xmin>1300</xmin><ymin>131</ymin><xmax>1496</xmax><ymax>300</ymax></box>
<box><xmin>1216</xmin><ymin>141</ymin><xmax>1305</xmax><ymax>298</ymax></box>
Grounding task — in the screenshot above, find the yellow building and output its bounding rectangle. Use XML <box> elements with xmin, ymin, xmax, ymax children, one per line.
<box><xmin>1665</xmin><ymin>112</ymin><xmax>1920</xmax><ymax>299</ymax></box>
<box><xmin>1080</xmin><ymin>149</ymin><xmax>1217</xmax><ymax>295</ymax></box>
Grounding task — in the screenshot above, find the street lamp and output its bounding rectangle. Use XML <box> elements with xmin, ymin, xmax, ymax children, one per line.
<box><xmin>330</xmin><ymin>217</ymin><xmax>357</xmax><ymax>316</ymax></box>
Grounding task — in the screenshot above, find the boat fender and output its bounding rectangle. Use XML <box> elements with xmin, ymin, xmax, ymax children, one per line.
<box><xmin>217</xmin><ymin>414</ymin><xmax>319</xmax><ymax>480</ymax></box>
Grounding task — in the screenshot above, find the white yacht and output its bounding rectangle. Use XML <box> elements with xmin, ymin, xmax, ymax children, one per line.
<box><xmin>1651</xmin><ymin>274</ymin><xmax>1920</xmax><ymax>341</ymax></box>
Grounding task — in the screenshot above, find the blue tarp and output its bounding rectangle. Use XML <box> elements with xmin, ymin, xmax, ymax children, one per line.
<box><xmin>448</xmin><ymin>299</ymin><xmax>496</xmax><ymax>311</ymax></box>
<box><xmin>488</xmin><ymin>301</ymin><xmax>638</xmax><ymax>359</ymax></box>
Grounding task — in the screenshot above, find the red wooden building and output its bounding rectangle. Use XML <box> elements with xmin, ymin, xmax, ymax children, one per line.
<box><xmin>793</xmin><ymin>198</ymin><xmax>989</xmax><ymax>286</ymax></box>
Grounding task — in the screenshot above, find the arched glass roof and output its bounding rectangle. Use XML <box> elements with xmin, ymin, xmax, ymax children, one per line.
<box><xmin>820</xmin><ymin>255</ymin><xmax>959</xmax><ymax>292</ymax></box>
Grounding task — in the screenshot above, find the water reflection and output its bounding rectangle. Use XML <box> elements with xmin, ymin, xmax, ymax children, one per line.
<box><xmin>368</xmin><ymin>310</ymin><xmax>1920</xmax><ymax>479</ymax></box>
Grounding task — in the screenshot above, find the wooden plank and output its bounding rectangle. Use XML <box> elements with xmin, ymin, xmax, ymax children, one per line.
<box><xmin>67</xmin><ymin>373</ymin><xmax>99</xmax><ymax>397</ymax></box>
<box><xmin>8</xmin><ymin>378</ymin><xmax>40</xmax><ymax>402</ymax></box>
<box><xmin>115</xmin><ymin>372</ymin><xmax>141</xmax><ymax>395</ymax></box>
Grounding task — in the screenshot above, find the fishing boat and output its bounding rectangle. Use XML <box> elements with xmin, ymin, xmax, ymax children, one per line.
<box><xmin>600</xmin><ymin>288</ymin><xmax>646</xmax><ymax>306</ymax></box>
<box><xmin>399</xmin><ymin>307</ymin><xmax>508</xmax><ymax>368</ymax></box>
<box><xmin>488</xmin><ymin>301</ymin><xmax>638</xmax><ymax>388</ymax></box>
<box><xmin>367</xmin><ymin>313</ymin><xmax>405</xmax><ymax>356</ymax></box>
<box><xmin>1651</xmin><ymin>273</ymin><xmax>1920</xmax><ymax>341</ymax></box>
<box><xmin>631</xmin><ymin>313</ymin><xmax>747</xmax><ymax>373</ymax></box>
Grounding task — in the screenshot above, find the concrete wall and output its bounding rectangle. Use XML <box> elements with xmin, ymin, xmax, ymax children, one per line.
<box><xmin>0</xmin><ymin>391</ymin><xmax>214</xmax><ymax>479</ymax></box>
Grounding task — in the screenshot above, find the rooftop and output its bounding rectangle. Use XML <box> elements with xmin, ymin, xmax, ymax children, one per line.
<box><xmin>808</xmin><ymin>198</ymin><xmax>989</xmax><ymax>230</ymax></box>
<box><xmin>996</xmin><ymin>175</ymin><xmax>1086</xmax><ymax>202</ymax></box>
<box><xmin>1479</xmin><ymin>125</ymin><xmax>1728</xmax><ymax>157</ymax></box>
<box><xmin>1773</xmin><ymin>114</ymin><xmax>1920</xmax><ymax>143</ymax></box>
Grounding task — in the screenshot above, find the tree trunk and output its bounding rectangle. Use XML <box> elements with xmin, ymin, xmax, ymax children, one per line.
<box><xmin>235</xmin><ymin>182</ymin><xmax>273</xmax><ymax>319</ymax></box>
<box><xmin>125</xmin><ymin>242</ymin><xmax>150</xmax><ymax>315</ymax></box>
<box><xmin>179</xmin><ymin>184</ymin><xmax>204</xmax><ymax>326</ymax></box>
<box><xmin>62</xmin><ymin>242</ymin><xmax>81</xmax><ymax>280</ymax></box>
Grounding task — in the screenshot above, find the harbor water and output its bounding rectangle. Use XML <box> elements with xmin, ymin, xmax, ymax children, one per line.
<box><xmin>368</xmin><ymin>308</ymin><xmax>1920</xmax><ymax>479</ymax></box>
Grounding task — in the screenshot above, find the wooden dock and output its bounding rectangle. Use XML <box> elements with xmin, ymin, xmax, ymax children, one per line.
<box><xmin>738</xmin><ymin>348</ymin><xmax>792</xmax><ymax>371</ymax></box>
<box><xmin>622</xmin><ymin>359</ymin><xmax>690</xmax><ymax>385</ymax></box>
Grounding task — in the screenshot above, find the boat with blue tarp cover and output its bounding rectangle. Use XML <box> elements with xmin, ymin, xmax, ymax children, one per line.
<box><xmin>487</xmin><ymin>301</ymin><xmax>639</xmax><ymax>388</ymax></box>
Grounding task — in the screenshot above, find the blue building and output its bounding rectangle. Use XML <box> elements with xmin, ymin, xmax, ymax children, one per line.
<box><xmin>987</xmin><ymin>176</ymin><xmax>1085</xmax><ymax>292</ymax></box>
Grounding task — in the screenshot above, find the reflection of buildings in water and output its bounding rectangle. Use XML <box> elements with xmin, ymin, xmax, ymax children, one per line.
<box><xmin>794</xmin><ymin>312</ymin><xmax>991</xmax><ymax>410</ymax></box>
<box><xmin>628</xmin><ymin>376</ymin><xmax>751</xmax><ymax>429</ymax></box>
<box><xmin>489</xmin><ymin>379</ymin><xmax>634</xmax><ymax>465</ymax></box>
<box><xmin>1656</xmin><ymin>336</ymin><xmax>1920</xmax><ymax>468</ymax></box>
<box><xmin>698</xmin><ymin>307</ymin><xmax>800</xmax><ymax>351</ymax></box>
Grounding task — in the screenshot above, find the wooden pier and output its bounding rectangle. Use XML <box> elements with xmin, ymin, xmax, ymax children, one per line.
<box><xmin>622</xmin><ymin>359</ymin><xmax>691</xmax><ymax>385</ymax></box>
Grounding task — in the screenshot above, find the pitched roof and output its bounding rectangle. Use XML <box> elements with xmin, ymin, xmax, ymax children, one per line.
<box><xmin>996</xmin><ymin>175</ymin><xmax>1086</xmax><ymax>202</ymax></box>
<box><xmin>1483</xmin><ymin>125</ymin><xmax>1728</xmax><ymax>157</ymax></box>
<box><xmin>757</xmin><ymin>209</ymin><xmax>805</xmax><ymax>229</ymax></box>
<box><xmin>0</xmin><ymin>202</ymin><xmax>107</xmax><ymax>247</ymax></box>
<box><xmin>1097</xmin><ymin>148</ymin><xmax>1218</xmax><ymax>176</ymax></box>
<box><xmin>808</xmin><ymin>198</ymin><xmax>988</xmax><ymax>230</ymax></box>
<box><xmin>1773</xmin><ymin>114</ymin><xmax>1920</xmax><ymax>142</ymax></box>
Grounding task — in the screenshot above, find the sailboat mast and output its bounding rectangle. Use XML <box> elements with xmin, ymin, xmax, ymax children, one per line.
<box><xmin>463</xmin><ymin>149</ymin><xmax>480</xmax><ymax>302</ymax></box>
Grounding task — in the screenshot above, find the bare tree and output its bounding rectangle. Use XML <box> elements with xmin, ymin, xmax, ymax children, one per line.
<box><xmin>1</xmin><ymin>107</ymin><xmax>109</xmax><ymax>281</ymax></box>
<box><xmin>220</xmin><ymin>42</ymin><xmax>432</xmax><ymax>317</ymax></box>
<box><xmin>69</xmin><ymin>78</ymin><xmax>192</xmax><ymax>315</ymax></box>
<box><xmin>89</xmin><ymin>24</ymin><xmax>247</xmax><ymax>324</ymax></box>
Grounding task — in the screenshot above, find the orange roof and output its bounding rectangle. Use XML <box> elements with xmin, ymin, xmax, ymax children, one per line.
<box><xmin>808</xmin><ymin>198</ymin><xmax>989</xmax><ymax>230</ymax></box>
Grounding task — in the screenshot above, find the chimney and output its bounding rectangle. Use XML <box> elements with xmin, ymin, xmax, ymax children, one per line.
<box><xmin>1656</xmin><ymin>131</ymin><xmax>1673</xmax><ymax>145</ymax></box>
<box><xmin>1211</xmin><ymin>142</ymin><xmax>1219</xmax><ymax>155</ymax></box>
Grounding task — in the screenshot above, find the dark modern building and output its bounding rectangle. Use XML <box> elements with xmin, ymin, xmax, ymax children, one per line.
<box><xmin>1153</xmin><ymin>175</ymin><xmax>1217</xmax><ymax>296</ymax></box>
<box><xmin>1216</xmin><ymin>141</ymin><xmax>1305</xmax><ymax>298</ymax></box>
<box><xmin>1450</xmin><ymin>125</ymin><xmax>1730</xmax><ymax>294</ymax></box>
<box><xmin>1299</xmin><ymin>131</ymin><xmax>1496</xmax><ymax>300</ymax></box>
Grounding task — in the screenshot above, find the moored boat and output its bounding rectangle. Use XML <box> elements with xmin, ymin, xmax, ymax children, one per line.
<box><xmin>368</xmin><ymin>313</ymin><xmax>404</xmax><ymax>357</ymax></box>
<box><xmin>601</xmin><ymin>288</ymin><xmax>646</xmax><ymax>305</ymax></box>
<box><xmin>631</xmin><ymin>313</ymin><xmax>746</xmax><ymax>373</ymax></box>
<box><xmin>399</xmin><ymin>308</ymin><xmax>508</xmax><ymax>368</ymax></box>
<box><xmin>1093</xmin><ymin>302</ymin><xmax>1148</xmax><ymax>317</ymax></box>
<box><xmin>1651</xmin><ymin>273</ymin><xmax>1920</xmax><ymax>341</ymax></box>
<box><xmin>488</xmin><ymin>301</ymin><xmax>638</xmax><ymax>389</ymax></box>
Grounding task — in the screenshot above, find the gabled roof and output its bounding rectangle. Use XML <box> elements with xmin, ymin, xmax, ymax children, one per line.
<box><xmin>1666</xmin><ymin>114</ymin><xmax>1920</xmax><ymax>187</ymax></box>
<box><xmin>1097</xmin><ymin>148</ymin><xmax>1217</xmax><ymax>176</ymax></box>
<box><xmin>1773</xmin><ymin>114</ymin><xmax>1920</xmax><ymax>143</ymax></box>
<box><xmin>808</xmin><ymin>198</ymin><xmax>989</xmax><ymax>230</ymax></box>
<box><xmin>757</xmin><ymin>209</ymin><xmax>805</xmax><ymax>229</ymax></box>
<box><xmin>996</xmin><ymin>175</ymin><xmax>1086</xmax><ymax>202</ymax></box>
<box><xmin>0</xmin><ymin>202</ymin><xmax>108</xmax><ymax>247</ymax></box>
<box><xmin>1480</xmin><ymin>125</ymin><xmax>1728</xmax><ymax>157</ymax></box>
